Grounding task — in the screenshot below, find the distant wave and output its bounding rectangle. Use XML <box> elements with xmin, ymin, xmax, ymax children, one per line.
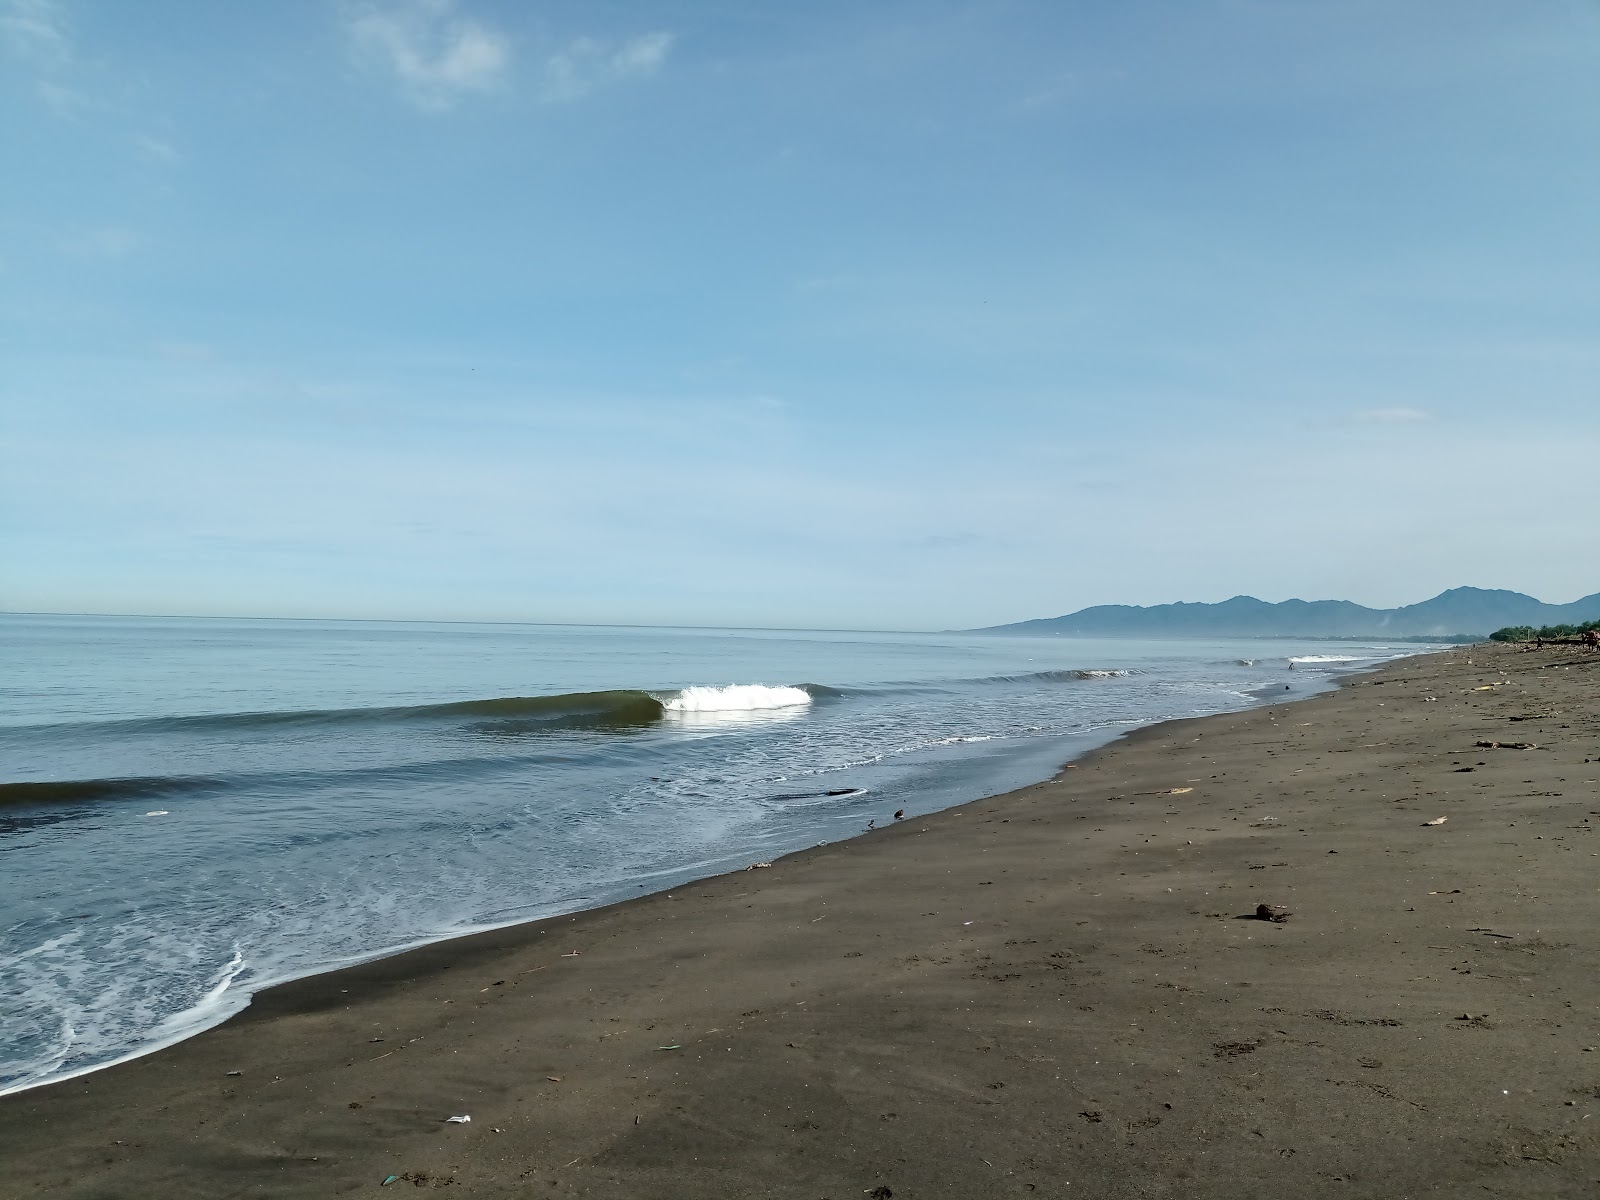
<box><xmin>2</xmin><ymin>690</ymin><xmax>669</xmax><ymax>739</ymax></box>
<box><xmin>802</xmin><ymin>669</ymin><xmax>1134</xmax><ymax>699</ymax></box>
<box><xmin>978</xmin><ymin>668</ymin><xmax>1134</xmax><ymax>685</ymax></box>
<box><xmin>0</xmin><ymin>749</ymin><xmax>632</xmax><ymax>817</ymax></box>
<box><xmin>1288</xmin><ymin>654</ymin><xmax>1370</xmax><ymax>664</ymax></box>
<box><xmin>0</xmin><ymin>776</ymin><xmax>231</xmax><ymax>809</ymax></box>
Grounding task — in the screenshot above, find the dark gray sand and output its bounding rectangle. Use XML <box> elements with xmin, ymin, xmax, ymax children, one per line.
<box><xmin>4</xmin><ymin>642</ymin><xmax>1598</xmax><ymax>1198</ymax></box>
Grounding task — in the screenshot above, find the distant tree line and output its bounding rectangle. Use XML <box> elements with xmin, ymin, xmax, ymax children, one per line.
<box><xmin>1489</xmin><ymin>619</ymin><xmax>1600</xmax><ymax>642</ymax></box>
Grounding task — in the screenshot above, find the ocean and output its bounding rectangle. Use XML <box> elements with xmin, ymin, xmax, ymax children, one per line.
<box><xmin>0</xmin><ymin>613</ymin><xmax>1432</xmax><ymax>1095</ymax></box>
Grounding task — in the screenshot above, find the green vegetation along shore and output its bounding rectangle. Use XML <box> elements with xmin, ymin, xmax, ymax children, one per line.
<box><xmin>1489</xmin><ymin>618</ymin><xmax>1600</xmax><ymax>642</ymax></box>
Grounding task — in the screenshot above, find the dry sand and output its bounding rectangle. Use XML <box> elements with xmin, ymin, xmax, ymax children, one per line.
<box><xmin>4</xmin><ymin>642</ymin><xmax>1598</xmax><ymax>1199</ymax></box>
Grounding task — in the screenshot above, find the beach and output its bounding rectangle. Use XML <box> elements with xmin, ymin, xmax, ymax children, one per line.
<box><xmin>3</xmin><ymin>641</ymin><xmax>1596</xmax><ymax>1198</ymax></box>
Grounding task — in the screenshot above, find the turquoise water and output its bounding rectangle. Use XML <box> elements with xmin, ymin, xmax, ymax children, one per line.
<box><xmin>0</xmin><ymin>613</ymin><xmax>1429</xmax><ymax>1094</ymax></box>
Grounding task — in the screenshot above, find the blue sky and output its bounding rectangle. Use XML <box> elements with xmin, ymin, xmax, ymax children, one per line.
<box><xmin>3</xmin><ymin>0</ymin><xmax>1597</xmax><ymax>629</ymax></box>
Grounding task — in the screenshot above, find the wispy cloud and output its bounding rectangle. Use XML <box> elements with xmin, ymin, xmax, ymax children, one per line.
<box><xmin>59</xmin><ymin>226</ymin><xmax>139</xmax><ymax>257</ymax></box>
<box><xmin>135</xmin><ymin>134</ymin><xmax>179</xmax><ymax>164</ymax></box>
<box><xmin>35</xmin><ymin>77</ymin><xmax>86</xmax><ymax>113</ymax></box>
<box><xmin>152</xmin><ymin>340</ymin><xmax>214</xmax><ymax>362</ymax></box>
<box><xmin>1356</xmin><ymin>406</ymin><xmax>1432</xmax><ymax>424</ymax></box>
<box><xmin>540</xmin><ymin>31</ymin><xmax>673</xmax><ymax>103</ymax></box>
<box><xmin>0</xmin><ymin>0</ymin><xmax>67</xmax><ymax>59</ymax></box>
<box><xmin>345</xmin><ymin>0</ymin><xmax>509</xmax><ymax>109</ymax></box>
<box><xmin>3</xmin><ymin>0</ymin><xmax>83</xmax><ymax>112</ymax></box>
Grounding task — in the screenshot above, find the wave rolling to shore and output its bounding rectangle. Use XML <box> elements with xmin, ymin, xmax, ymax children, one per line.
<box><xmin>2</xmin><ymin>617</ymin><xmax>1417</xmax><ymax>1100</ymax></box>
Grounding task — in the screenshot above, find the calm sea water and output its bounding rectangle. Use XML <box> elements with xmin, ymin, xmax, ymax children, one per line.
<box><xmin>0</xmin><ymin>613</ymin><xmax>1432</xmax><ymax>1094</ymax></box>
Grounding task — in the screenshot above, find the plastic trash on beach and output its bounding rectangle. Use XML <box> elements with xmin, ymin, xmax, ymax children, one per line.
<box><xmin>445</xmin><ymin>1114</ymin><xmax>471</xmax><ymax>1123</ymax></box>
<box><xmin>1423</xmin><ymin>817</ymin><xmax>1448</xmax><ymax>826</ymax></box>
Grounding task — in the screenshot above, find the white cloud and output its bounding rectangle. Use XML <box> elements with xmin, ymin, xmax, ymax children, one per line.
<box><xmin>345</xmin><ymin>0</ymin><xmax>509</xmax><ymax>109</ymax></box>
<box><xmin>342</xmin><ymin>2</ymin><xmax>672</xmax><ymax>109</ymax></box>
<box><xmin>0</xmin><ymin>0</ymin><xmax>67</xmax><ymax>59</ymax></box>
<box><xmin>541</xmin><ymin>31</ymin><xmax>673</xmax><ymax>103</ymax></box>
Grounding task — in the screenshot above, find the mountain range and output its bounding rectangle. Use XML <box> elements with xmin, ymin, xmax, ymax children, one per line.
<box><xmin>973</xmin><ymin>587</ymin><xmax>1600</xmax><ymax>639</ymax></box>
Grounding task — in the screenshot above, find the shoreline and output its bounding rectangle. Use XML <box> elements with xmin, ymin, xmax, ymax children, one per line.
<box><xmin>4</xmin><ymin>641</ymin><xmax>1597</xmax><ymax>1197</ymax></box>
<box><xmin>0</xmin><ymin>660</ymin><xmax>1350</xmax><ymax>1101</ymax></box>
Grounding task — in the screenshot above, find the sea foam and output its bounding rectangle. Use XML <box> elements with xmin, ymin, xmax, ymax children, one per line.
<box><xmin>661</xmin><ymin>684</ymin><xmax>813</xmax><ymax>713</ymax></box>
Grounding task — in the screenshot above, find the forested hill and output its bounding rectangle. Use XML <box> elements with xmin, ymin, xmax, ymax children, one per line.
<box><xmin>974</xmin><ymin>587</ymin><xmax>1600</xmax><ymax>639</ymax></box>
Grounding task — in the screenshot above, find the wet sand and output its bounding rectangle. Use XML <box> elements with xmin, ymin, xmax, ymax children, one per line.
<box><xmin>4</xmin><ymin>641</ymin><xmax>1598</xmax><ymax>1198</ymax></box>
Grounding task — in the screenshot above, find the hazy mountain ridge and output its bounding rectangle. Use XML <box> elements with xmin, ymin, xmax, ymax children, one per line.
<box><xmin>975</xmin><ymin>587</ymin><xmax>1600</xmax><ymax>639</ymax></box>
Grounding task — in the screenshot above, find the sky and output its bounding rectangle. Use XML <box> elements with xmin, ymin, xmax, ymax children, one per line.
<box><xmin>2</xmin><ymin>0</ymin><xmax>1597</xmax><ymax>630</ymax></box>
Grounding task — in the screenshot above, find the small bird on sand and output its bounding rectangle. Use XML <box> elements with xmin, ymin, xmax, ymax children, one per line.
<box><xmin>893</xmin><ymin>809</ymin><xmax>905</xmax><ymax>821</ymax></box>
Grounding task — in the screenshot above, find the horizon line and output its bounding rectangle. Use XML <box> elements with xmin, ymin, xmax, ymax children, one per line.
<box><xmin>5</xmin><ymin>582</ymin><xmax>1592</xmax><ymax>636</ymax></box>
<box><xmin>0</xmin><ymin>608</ymin><xmax>940</xmax><ymax>638</ymax></box>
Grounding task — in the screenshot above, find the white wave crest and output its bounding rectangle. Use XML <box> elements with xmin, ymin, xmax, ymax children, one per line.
<box><xmin>661</xmin><ymin>684</ymin><xmax>813</xmax><ymax>714</ymax></box>
<box><xmin>1288</xmin><ymin>655</ymin><xmax>1368</xmax><ymax>664</ymax></box>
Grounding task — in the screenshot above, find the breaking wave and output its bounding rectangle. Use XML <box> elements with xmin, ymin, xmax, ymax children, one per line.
<box><xmin>661</xmin><ymin>684</ymin><xmax>814</xmax><ymax>714</ymax></box>
<box><xmin>0</xmin><ymin>685</ymin><xmax>840</xmax><ymax>809</ymax></box>
<box><xmin>9</xmin><ymin>683</ymin><xmax>845</xmax><ymax>742</ymax></box>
